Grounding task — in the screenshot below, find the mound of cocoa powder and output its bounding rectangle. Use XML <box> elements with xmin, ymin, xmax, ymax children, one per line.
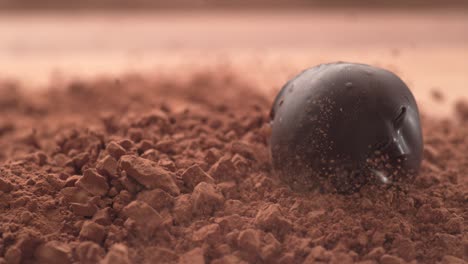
<box><xmin>0</xmin><ymin>70</ymin><xmax>466</xmax><ymax>264</ymax></box>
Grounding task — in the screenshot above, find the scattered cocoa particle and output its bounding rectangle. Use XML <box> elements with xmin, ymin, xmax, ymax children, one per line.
<box><xmin>455</xmin><ymin>99</ymin><xmax>468</xmax><ymax>123</ymax></box>
<box><xmin>254</xmin><ymin>204</ymin><xmax>292</xmax><ymax>237</ymax></box>
<box><xmin>0</xmin><ymin>178</ymin><xmax>14</xmax><ymax>192</ymax></box>
<box><xmin>106</xmin><ymin>142</ymin><xmax>126</xmax><ymax>160</ymax></box>
<box><xmin>179</xmin><ymin>247</ymin><xmax>205</xmax><ymax>264</ymax></box>
<box><xmin>92</xmin><ymin>207</ymin><xmax>113</xmax><ymax>226</ymax></box>
<box><xmin>70</xmin><ymin>201</ymin><xmax>98</xmax><ymax>217</ymax></box>
<box><xmin>74</xmin><ymin>241</ymin><xmax>105</xmax><ymax>263</ymax></box>
<box><xmin>79</xmin><ymin>221</ymin><xmax>106</xmax><ymax>244</ymax></box>
<box><xmin>136</xmin><ymin>189</ymin><xmax>174</xmax><ymax>211</ymax></box>
<box><xmin>192</xmin><ymin>182</ymin><xmax>224</xmax><ymax>217</ymax></box>
<box><xmin>431</xmin><ymin>88</ymin><xmax>445</xmax><ymax>102</ymax></box>
<box><xmin>75</xmin><ymin>169</ymin><xmax>109</xmax><ymax>196</ymax></box>
<box><xmin>181</xmin><ymin>164</ymin><xmax>215</xmax><ymax>190</ymax></box>
<box><xmin>192</xmin><ymin>223</ymin><xmax>221</xmax><ymax>244</ymax></box>
<box><xmin>101</xmin><ymin>244</ymin><xmax>131</xmax><ymax>264</ymax></box>
<box><xmin>96</xmin><ymin>155</ymin><xmax>118</xmax><ymax>178</ymax></box>
<box><xmin>34</xmin><ymin>241</ymin><xmax>71</xmax><ymax>264</ymax></box>
<box><xmin>0</xmin><ymin>71</ymin><xmax>465</xmax><ymax>264</ymax></box>
<box><xmin>122</xmin><ymin>200</ymin><xmax>162</xmax><ymax>235</ymax></box>
<box><xmin>119</xmin><ymin>155</ymin><xmax>180</xmax><ymax>195</ymax></box>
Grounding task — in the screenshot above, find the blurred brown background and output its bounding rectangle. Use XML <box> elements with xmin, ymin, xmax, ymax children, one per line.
<box><xmin>0</xmin><ymin>1</ymin><xmax>467</xmax><ymax>117</ymax></box>
<box><xmin>1</xmin><ymin>0</ymin><xmax>468</xmax><ymax>10</ymax></box>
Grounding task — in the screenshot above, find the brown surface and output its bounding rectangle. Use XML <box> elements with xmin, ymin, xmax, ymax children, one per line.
<box><xmin>1</xmin><ymin>0</ymin><xmax>468</xmax><ymax>10</ymax></box>
<box><xmin>0</xmin><ymin>69</ymin><xmax>466</xmax><ymax>264</ymax></box>
<box><xmin>1</xmin><ymin>11</ymin><xmax>467</xmax><ymax>117</ymax></box>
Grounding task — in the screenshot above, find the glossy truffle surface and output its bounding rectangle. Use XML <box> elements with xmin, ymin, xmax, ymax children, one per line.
<box><xmin>270</xmin><ymin>62</ymin><xmax>423</xmax><ymax>193</ymax></box>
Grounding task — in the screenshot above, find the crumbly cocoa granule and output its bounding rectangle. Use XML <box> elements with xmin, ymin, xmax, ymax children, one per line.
<box><xmin>0</xmin><ymin>70</ymin><xmax>466</xmax><ymax>264</ymax></box>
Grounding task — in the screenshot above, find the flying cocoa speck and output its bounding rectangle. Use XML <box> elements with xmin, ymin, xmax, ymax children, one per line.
<box><xmin>270</xmin><ymin>62</ymin><xmax>423</xmax><ymax>193</ymax></box>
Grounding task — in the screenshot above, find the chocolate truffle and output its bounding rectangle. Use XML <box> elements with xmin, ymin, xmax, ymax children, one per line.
<box><xmin>270</xmin><ymin>62</ymin><xmax>423</xmax><ymax>193</ymax></box>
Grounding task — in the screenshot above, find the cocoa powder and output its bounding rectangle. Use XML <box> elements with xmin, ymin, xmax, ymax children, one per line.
<box><xmin>0</xmin><ymin>70</ymin><xmax>466</xmax><ymax>264</ymax></box>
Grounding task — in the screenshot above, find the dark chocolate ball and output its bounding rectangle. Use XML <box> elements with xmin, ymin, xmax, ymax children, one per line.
<box><xmin>270</xmin><ymin>62</ymin><xmax>423</xmax><ymax>193</ymax></box>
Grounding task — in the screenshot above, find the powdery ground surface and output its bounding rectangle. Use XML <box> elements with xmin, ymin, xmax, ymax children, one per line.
<box><xmin>0</xmin><ymin>69</ymin><xmax>466</xmax><ymax>264</ymax></box>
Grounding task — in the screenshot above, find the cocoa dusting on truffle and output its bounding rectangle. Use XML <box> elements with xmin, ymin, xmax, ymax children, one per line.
<box><xmin>0</xmin><ymin>71</ymin><xmax>465</xmax><ymax>264</ymax></box>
